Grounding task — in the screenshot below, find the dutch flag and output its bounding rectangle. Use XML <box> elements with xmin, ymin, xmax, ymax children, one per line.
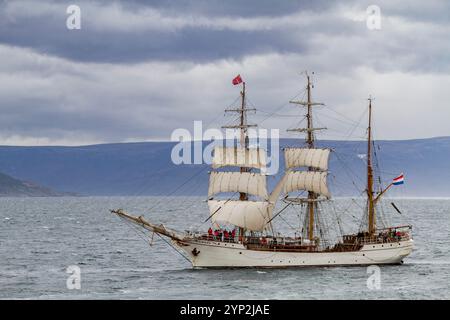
<box><xmin>393</xmin><ymin>173</ymin><xmax>404</xmax><ymax>185</ymax></box>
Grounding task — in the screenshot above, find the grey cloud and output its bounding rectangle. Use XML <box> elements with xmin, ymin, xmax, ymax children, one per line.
<box><xmin>1</xmin><ymin>0</ymin><xmax>450</xmax><ymax>145</ymax></box>
<box><xmin>1</xmin><ymin>0</ymin><xmax>448</xmax><ymax>74</ymax></box>
<box><xmin>119</xmin><ymin>0</ymin><xmax>336</xmax><ymax>18</ymax></box>
<box><xmin>0</xmin><ymin>0</ymin><xmax>347</xmax><ymax>63</ymax></box>
<box><xmin>0</xmin><ymin>1</ymin><xmax>328</xmax><ymax>63</ymax></box>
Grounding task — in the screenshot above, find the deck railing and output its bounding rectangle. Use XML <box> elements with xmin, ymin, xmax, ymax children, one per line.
<box><xmin>189</xmin><ymin>224</ymin><xmax>412</xmax><ymax>248</ymax></box>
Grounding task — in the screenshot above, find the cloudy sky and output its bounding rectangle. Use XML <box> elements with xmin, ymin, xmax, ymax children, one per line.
<box><xmin>1</xmin><ymin>0</ymin><xmax>450</xmax><ymax>145</ymax></box>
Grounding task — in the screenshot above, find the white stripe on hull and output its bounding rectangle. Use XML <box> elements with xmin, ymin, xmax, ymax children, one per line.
<box><xmin>174</xmin><ymin>239</ymin><xmax>414</xmax><ymax>268</ymax></box>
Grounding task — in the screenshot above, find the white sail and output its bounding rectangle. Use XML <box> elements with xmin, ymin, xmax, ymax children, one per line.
<box><xmin>208</xmin><ymin>200</ymin><xmax>272</xmax><ymax>231</ymax></box>
<box><xmin>208</xmin><ymin>172</ymin><xmax>268</xmax><ymax>199</ymax></box>
<box><xmin>284</xmin><ymin>171</ymin><xmax>330</xmax><ymax>198</ymax></box>
<box><xmin>212</xmin><ymin>146</ymin><xmax>267</xmax><ymax>169</ymax></box>
<box><xmin>284</xmin><ymin>148</ymin><xmax>330</xmax><ymax>171</ymax></box>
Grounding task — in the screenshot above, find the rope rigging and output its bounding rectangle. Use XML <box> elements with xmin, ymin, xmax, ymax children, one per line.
<box><xmin>116</xmin><ymin>74</ymin><xmax>407</xmax><ymax>246</ymax></box>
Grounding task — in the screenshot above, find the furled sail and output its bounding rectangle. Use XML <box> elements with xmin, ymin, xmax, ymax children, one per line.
<box><xmin>208</xmin><ymin>200</ymin><xmax>272</xmax><ymax>231</ymax></box>
<box><xmin>212</xmin><ymin>146</ymin><xmax>267</xmax><ymax>169</ymax></box>
<box><xmin>284</xmin><ymin>171</ymin><xmax>330</xmax><ymax>198</ymax></box>
<box><xmin>208</xmin><ymin>172</ymin><xmax>268</xmax><ymax>199</ymax></box>
<box><xmin>284</xmin><ymin>148</ymin><xmax>330</xmax><ymax>171</ymax></box>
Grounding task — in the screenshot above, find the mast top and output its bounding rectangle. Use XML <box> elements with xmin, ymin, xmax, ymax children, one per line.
<box><xmin>221</xmin><ymin>80</ymin><xmax>256</xmax><ymax>148</ymax></box>
<box><xmin>288</xmin><ymin>72</ymin><xmax>325</xmax><ymax>148</ymax></box>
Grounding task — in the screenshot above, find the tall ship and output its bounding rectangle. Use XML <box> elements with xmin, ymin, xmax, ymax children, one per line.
<box><xmin>112</xmin><ymin>73</ymin><xmax>413</xmax><ymax>268</ymax></box>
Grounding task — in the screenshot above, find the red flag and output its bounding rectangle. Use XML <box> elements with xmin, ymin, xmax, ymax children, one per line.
<box><xmin>232</xmin><ymin>74</ymin><xmax>243</xmax><ymax>85</ymax></box>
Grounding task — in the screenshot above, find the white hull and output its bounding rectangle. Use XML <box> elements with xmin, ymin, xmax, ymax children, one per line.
<box><xmin>174</xmin><ymin>239</ymin><xmax>414</xmax><ymax>268</ymax></box>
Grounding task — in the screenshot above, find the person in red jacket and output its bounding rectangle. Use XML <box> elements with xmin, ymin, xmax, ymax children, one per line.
<box><xmin>208</xmin><ymin>227</ymin><xmax>213</xmax><ymax>239</ymax></box>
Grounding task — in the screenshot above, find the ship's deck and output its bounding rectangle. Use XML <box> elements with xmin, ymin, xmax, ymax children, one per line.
<box><xmin>192</xmin><ymin>225</ymin><xmax>412</xmax><ymax>253</ymax></box>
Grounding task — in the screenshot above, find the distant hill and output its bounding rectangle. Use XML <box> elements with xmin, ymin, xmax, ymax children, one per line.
<box><xmin>0</xmin><ymin>171</ymin><xmax>66</xmax><ymax>197</ymax></box>
<box><xmin>0</xmin><ymin>136</ymin><xmax>449</xmax><ymax>197</ymax></box>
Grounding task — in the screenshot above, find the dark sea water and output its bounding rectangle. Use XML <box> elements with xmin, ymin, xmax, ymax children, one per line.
<box><xmin>1</xmin><ymin>196</ymin><xmax>449</xmax><ymax>299</ymax></box>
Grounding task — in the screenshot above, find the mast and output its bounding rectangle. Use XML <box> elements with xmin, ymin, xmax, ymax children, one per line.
<box><xmin>305</xmin><ymin>75</ymin><xmax>314</xmax><ymax>149</ymax></box>
<box><xmin>238</xmin><ymin>83</ymin><xmax>248</xmax><ymax>240</ymax></box>
<box><xmin>305</xmin><ymin>75</ymin><xmax>316</xmax><ymax>241</ymax></box>
<box><xmin>239</xmin><ymin>82</ymin><xmax>249</xmax><ymax>201</ymax></box>
<box><xmin>367</xmin><ymin>98</ymin><xmax>376</xmax><ymax>236</ymax></box>
<box><xmin>288</xmin><ymin>72</ymin><xmax>325</xmax><ymax>242</ymax></box>
<box><xmin>222</xmin><ymin>81</ymin><xmax>256</xmax><ymax>239</ymax></box>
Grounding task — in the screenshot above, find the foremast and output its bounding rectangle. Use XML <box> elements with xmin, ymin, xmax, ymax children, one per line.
<box><xmin>208</xmin><ymin>78</ymin><xmax>272</xmax><ymax>237</ymax></box>
<box><xmin>221</xmin><ymin>81</ymin><xmax>255</xmax><ymax>239</ymax></box>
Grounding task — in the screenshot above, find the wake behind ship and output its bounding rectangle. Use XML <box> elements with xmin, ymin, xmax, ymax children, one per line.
<box><xmin>112</xmin><ymin>73</ymin><xmax>413</xmax><ymax>268</ymax></box>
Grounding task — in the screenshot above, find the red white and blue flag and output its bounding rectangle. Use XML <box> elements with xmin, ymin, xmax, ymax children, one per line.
<box><xmin>393</xmin><ymin>173</ymin><xmax>404</xmax><ymax>185</ymax></box>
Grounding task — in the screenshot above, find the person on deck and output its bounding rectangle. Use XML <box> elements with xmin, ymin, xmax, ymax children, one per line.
<box><xmin>224</xmin><ymin>230</ymin><xmax>229</xmax><ymax>241</ymax></box>
<box><xmin>208</xmin><ymin>227</ymin><xmax>213</xmax><ymax>239</ymax></box>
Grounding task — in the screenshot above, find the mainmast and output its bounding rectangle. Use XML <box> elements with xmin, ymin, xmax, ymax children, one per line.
<box><xmin>367</xmin><ymin>98</ymin><xmax>375</xmax><ymax>236</ymax></box>
<box><xmin>288</xmin><ymin>73</ymin><xmax>325</xmax><ymax>241</ymax></box>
